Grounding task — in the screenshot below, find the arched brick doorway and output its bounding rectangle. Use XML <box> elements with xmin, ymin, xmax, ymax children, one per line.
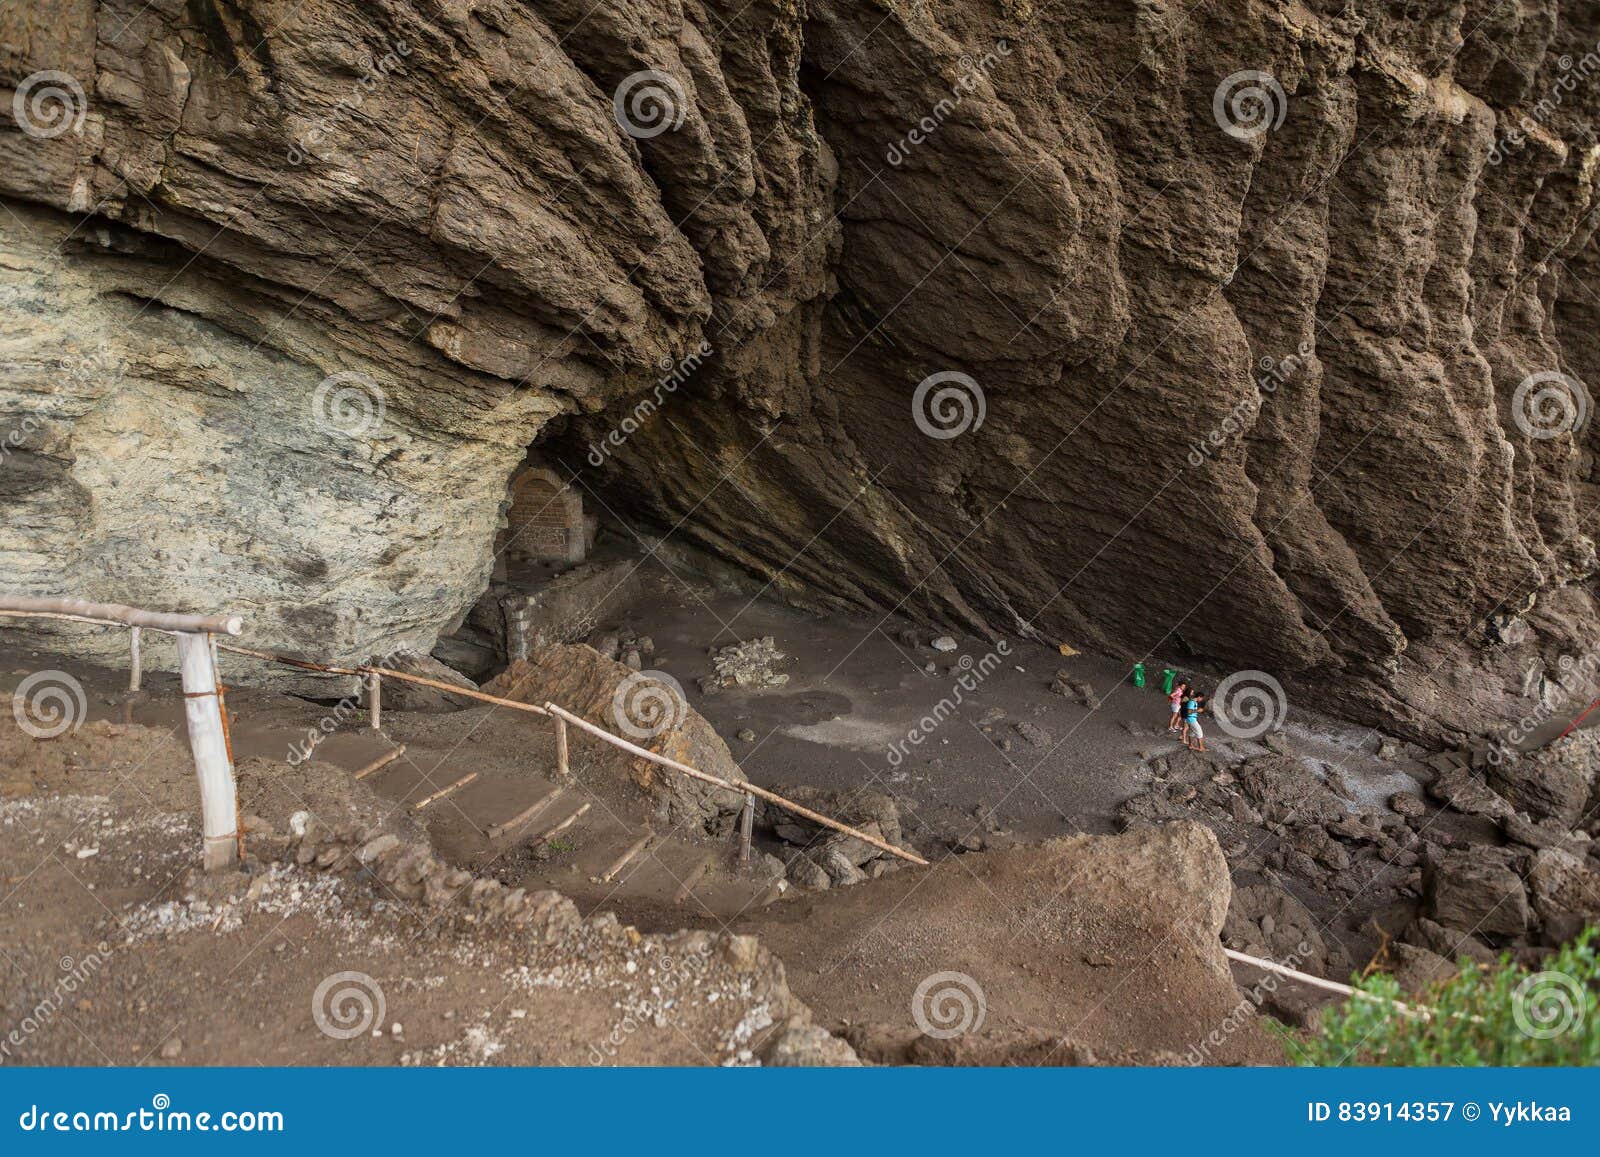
<box><xmin>500</xmin><ymin>467</ymin><xmax>593</xmax><ymax>568</ymax></box>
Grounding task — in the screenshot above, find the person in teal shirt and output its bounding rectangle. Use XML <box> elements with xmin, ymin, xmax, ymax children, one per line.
<box><xmin>1183</xmin><ymin>692</ymin><xmax>1207</xmax><ymax>753</ymax></box>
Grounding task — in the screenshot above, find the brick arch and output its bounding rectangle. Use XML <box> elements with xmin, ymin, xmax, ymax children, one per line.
<box><xmin>501</xmin><ymin>467</ymin><xmax>588</xmax><ymax>566</ymax></box>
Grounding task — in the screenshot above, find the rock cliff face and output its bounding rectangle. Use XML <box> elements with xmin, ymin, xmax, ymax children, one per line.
<box><xmin>2</xmin><ymin>1</ymin><xmax>1599</xmax><ymax>740</ymax></box>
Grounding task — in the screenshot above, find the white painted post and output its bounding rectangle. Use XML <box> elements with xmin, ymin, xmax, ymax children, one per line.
<box><xmin>368</xmin><ymin>671</ymin><xmax>382</xmax><ymax>731</ymax></box>
<box><xmin>176</xmin><ymin>632</ymin><xmax>239</xmax><ymax>871</ymax></box>
<box><xmin>740</xmin><ymin>792</ymin><xmax>755</xmax><ymax>864</ymax></box>
<box><xmin>128</xmin><ymin>626</ymin><xmax>142</xmax><ymax>693</ymax></box>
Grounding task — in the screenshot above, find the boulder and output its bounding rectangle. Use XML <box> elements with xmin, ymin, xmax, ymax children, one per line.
<box><xmin>1222</xmin><ymin>884</ymin><xmax>1350</xmax><ymax>979</ymax></box>
<box><xmin>827</xmin><ymin>821</ymin><xmax>889</xmax><ymax>868</ymax></box>
<box><xmin>1500</xmin><ymin>812</ymin><xmax>1592</xmax><ymax>855</ymax></box>
<box><xmin>1402</xmin><ymin>916</ymin><xmax>1497</xmax><ymax>966</ymax></box>
<box><xmin>1388</xmin><ymin>792</ymin><xmax>1426</xmax><ymax>820</ymax></box>
<box><xmin>760</xmin><ymin>784</ymin><xmax>905</xmax><ymax>853</ymax></box>
<box><xmin>1424</xmin><ymin>849</ymin><xmax>1529</xmax><ymax>941</ymax></box>
<box><xmin>787</xmin><ymin>855</ymin><xmax>832</xmax><ymax>892</ymax></box>
<box><xmin>1236</xmin><ymin>755</ymin><xmax>1350</xmax><ymax>826</ymax></box>
<box><xmin>1387</xmin><ymin>942</ymin><xmax>1458</xmax><ymax>996</ymax></box>
<box><xmin>1525</xmin><ymin>847</ymin><xmax>1600</xmax><ymax>945</ymax></box>
<box><xmin>816</xmin><ymin>846</ymin><xmax>866</xmax><ymax>886</ymax></box>
<box><xmin>1426</xmin><ymin>765</ymin><xmax>1514</xmax><ymax>822</ymax></box>
<box><xmin>484</xmin><ymin>647</ymin><xmax>746</xmax><ymax>828</ymax></box>
<box><xmin>759</xmin><ymin>1022</ymin><xmax>862</xmax><ymax>1067</ymax></box>
<box><xmin>369</xmin><ymin>650</ymin><xmax>478</xmax><ymax>712</ymax></box>
<box><xmin>1486</xmin><ymin>741</ymin><xmax>1593</xmax><ymax>829</ymax></box>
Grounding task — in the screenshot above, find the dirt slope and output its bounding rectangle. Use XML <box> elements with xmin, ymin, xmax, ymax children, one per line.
<box><xmin>0</xmin><ymin>678</ymin><xmax>1281</xmax><ymax>1066</ymax></box>
<box><xmin>744</xmin><ymin>822</ymin><xmax>1277</xmax><ymax>1065</ymax></box>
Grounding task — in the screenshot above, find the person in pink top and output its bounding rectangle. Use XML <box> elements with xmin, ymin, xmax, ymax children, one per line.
<box><xmin>1167</xmin><ymin>680</ymin><xmax>1188</xmax><ymax>734</ymax></box>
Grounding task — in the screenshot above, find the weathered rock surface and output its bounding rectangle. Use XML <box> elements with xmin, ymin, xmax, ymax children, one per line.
<box><xmin>484</xmin><ymin>645</ymin><xmax>746</xmax><ymax>828</ymax></box>
<box><xmin>1387</xmin><ymin>942</ymin><xmax>1459</xmax><ymax>997</ymax></box>
<box><xmin>1487</xmin><ymin>733</ymin><xmax>1597</xmax><ymax>829</ymax></box>
<box><xmin>368</xmin><ymin>651</ymin><xmax>478</xmax><ymax>713</ymax></box>
<box><xmin>1424</xmin><ymin>847</ymin><xmax>1531</xmax><ymax>941</ymax></box>
<box><xmin>2</xmin><ymin>0</ymin><xmax>1600</xmax><ymax>748</ymax></box>
<box><xmin>758</xmin><ymin>1021</ymin><xmax>863</xmax><ymax>1067</ymax></box>
<box><xmin>1223</xmin><ymin>884</ymin><xmax>1351</xmax><ymax>980</ymax></box>
<box><xmin>1403</xmin><ymin>915</ymin><xmax>1498</xmax><ymax>966</ymax></box>
<box><xmin>757</xmin><ymin>783</ymin><xmax>910</xmax><ymax>890</ymax></box>
<box><xmin>1525</xmin><ymin>846</ymin><xmax>1600</xmax><ymax>944</ymax></box>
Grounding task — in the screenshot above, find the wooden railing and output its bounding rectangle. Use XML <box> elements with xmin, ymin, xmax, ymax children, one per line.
<box><xmin>1</xmin><ymin>597</ymin><xmax>928</xmax><ymax>872</ymax></box>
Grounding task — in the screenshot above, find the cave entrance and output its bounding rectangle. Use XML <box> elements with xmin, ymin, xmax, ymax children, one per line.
<box><xmin>435</xmin><ymin>457</ymin><xmax>643</xmax><ymax>681</ymax></box>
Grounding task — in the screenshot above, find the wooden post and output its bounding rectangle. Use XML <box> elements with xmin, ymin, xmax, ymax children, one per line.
<box><xmin>529</xmin><ymin>801</ymin><xmax>590</xmax><ymax>846</ymax></box>
<box><xmin>739</xmin><ymin>792</ymin><xmax>754</xmax><ymax>864</ymax></box>
<box><xmin>368</xmin><ymin>671</ymin><xmax>382</xmax><ymax>731</ymax></box>
<box><xmin>410</xmin><ymin>771</ymin><xmax>478</xmax><ymax>812</ymax></box>
<box><xmin>595</xmin><ymin>833</ymin><xmax>653</xmax><ymax>884</ymax></box>
<box><xmin>128</xmin><ymin>626</ymin><xmax>142</xmax><ymax>693</ymax></box>
<box><xmin>674</xmin><ymin>854</ymin><xmax>713</xmax><ymax>905</ymax></box>
<box><xmin>176</xmin><ymin>632</ymin><xmax>238</xmax><ymax>872</ymax></box>
<box><xmin>555</xmin><ymin>716</ymin><xmax>569</xmax><ymax>778</ymax></box>
<box><xmin>486</xmin><ymin>787</ymin><xmax>562</xmax><ymax>840</ymax></box>
<box><xmin>352</xmin><ymin>745</ymin><xmax>405</xmax><ymax>780</ymax></box>
<box><xmin>0</xmin><ymin>596</ymin><xmax>243</xmax><ymax>636</ymax></box>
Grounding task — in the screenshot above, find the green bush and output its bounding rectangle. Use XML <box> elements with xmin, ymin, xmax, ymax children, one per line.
<box><xmin>1275</xmin><ymin>928</ymin><xmax>1598</xmax><ymax>1066</ymax></box>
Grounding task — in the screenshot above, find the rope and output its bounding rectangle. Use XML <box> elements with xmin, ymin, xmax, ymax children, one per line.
<box><xmin>1223</xmin><ymin>948</ymin><xmax>1431</xmax><ymax>1018</ymax></box>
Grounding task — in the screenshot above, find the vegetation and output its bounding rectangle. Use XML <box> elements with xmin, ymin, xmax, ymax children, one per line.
<box><xmin>1276</xmin><ymin>929</ymin><xmax>1598</xmax><ymax>1066</ymax></box>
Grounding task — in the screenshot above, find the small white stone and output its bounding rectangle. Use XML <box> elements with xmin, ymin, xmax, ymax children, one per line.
<box><xmin>931</xmin><ymin>636</ymin><xmax>958</xmax><ymax>652</ymax></box>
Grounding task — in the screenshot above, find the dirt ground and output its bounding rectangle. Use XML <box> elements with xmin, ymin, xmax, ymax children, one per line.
<box><xmin>0</xmin><ymin>570</ymin><xmax>1424</xmax><ymax>1066</ymax></box>
<box><xmin>0</xmin><ymin>714</ymin><xmax>1276</xmax><ymax>1066</ymax></box>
